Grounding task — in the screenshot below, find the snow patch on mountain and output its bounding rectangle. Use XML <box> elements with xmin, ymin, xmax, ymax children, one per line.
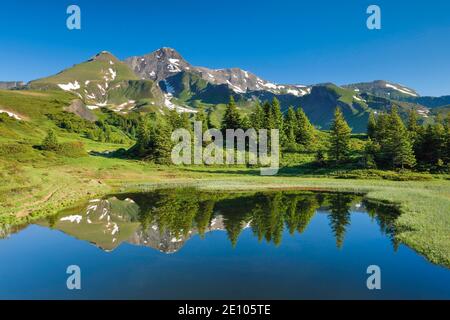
<box><xmin>168</xmin><ymin>64</ymin><xmax>181</xmax><ymax>73</ymax></box>
<box><xmin>58</xmin><ymin>81</ymin><xmax>80</xmax><ymax>91</ymax></box>
<box><xmin>417</xmin><ymin>109</ymin><xmax>430</xmax><ymax>118</ymax></box>
<box><xmin>164</xmin><ymin>93</ymin><xmax>197</xmax><ymax>113</ymax></box>
<box><xmin>385</xmin><ymin>83</ymin><xmax>418</xmax><ymax>97</ymax></box>
<box><xmin>0</xmin><ymin>109</ymin><xmax>23</xmax><ymax>120</ymax></box>
<box><xmin>108</xmin><ymin>68</ymin><xmax>117</xmax><ymax>81</ymax></box>
<box><xmin>125</xmin><ymin>48</ymin><xmax>312</xmax><ymax>98</ymax></box>
<box><xmin>227</xmin><ymin>80</ymin><xmax>246</xmax><ymax>94</ymax></box>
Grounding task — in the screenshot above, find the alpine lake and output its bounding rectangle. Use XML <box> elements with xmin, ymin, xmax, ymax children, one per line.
<box><xmin>0</xmin><ymin>188</ymin><xmax>449</xmax><ymax>299</ymax></box>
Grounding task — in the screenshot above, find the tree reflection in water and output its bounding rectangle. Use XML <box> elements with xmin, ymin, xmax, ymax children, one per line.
<box><xmin>36</xmin><ymin>188</ymin><xmax>400</xmax><ymax>253</ymax></box>
<box><xmin>113</xmin><ymin>189</ymin><xmax>400</xmax><ymax>251</ymax></box>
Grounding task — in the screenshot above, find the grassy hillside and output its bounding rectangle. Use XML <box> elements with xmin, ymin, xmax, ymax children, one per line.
<box><xmin>27</xmin><ymin>52</ymin><xmax>168</xmax><ymax>113</ymax></box>
<box><xmin>297</xmin><ymin>84</ymin><xmax>370</xmax><ymax>132</ymax></box>
<box><xmin>29</xmin><ymin>52</ymin><xmax>138</xmax><ymax>87</ymax></box>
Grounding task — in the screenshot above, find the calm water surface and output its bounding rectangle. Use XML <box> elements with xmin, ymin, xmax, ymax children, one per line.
<box><xmin>0</xmin><ymin>189</ymin><xmax>449</xmax><ymax>299</ymax></box>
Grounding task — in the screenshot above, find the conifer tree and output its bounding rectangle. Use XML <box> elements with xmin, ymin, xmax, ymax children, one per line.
<box><xmin>271</xmin><ymin>97</ymin><xmax>285</xmax><ymax>144</ymax></box>
<box><xmin>180</xmin><ymin>112</ymin><xmax>192</xmax><ymax>133</ymax></box>
<box><xmin>445</xmin><ymin>113</ymin><xmax>450</xmax><ymax>164</ymax></box>
<box><xmin>263</xmin><ymin>101</ymin><xmax>275</xmax><ymax>130</ymax></box>
<box><xmin>222</xmin><ymin>96</ymin><xmax>242</xmax><ymax>131</ymax></box>
<box><xmin>419</xmin><ymin>115</ymin><xmax>447</xmax><ymax>168</ymax></box>
<box><xmin>295</xmin><ymin>107</ymin><xmax>315</xmax><ymax>148</ymax></box>
<box><xmin>329</xmin><ymin>108</ymin><xmax>352</xmax><ymax>162</ymax></box>
<box><xmin>250</xmin><ymin>101</ymin><xmax>265</xmax><ymax>130</ymax></box>
<box><xmin>364</xmin><ymin>137</ymin><xmax>380</xmax><ymax>169</ymax></box>
<box><xmin>284</xmin><ymin>106</ymin><xmax>298</xmax><ymax>145</ymax></box>
<box><xmin>271</xmin><ymin>97</ymin><xmax>284</xmax><ymax>130</ymax></box>
<box><xmin>195</xmin><ymin>108</ymin><xmax>209</xmax><ymax>133</ymax></box>
<box><xmin>152</xmin><ymin>119</ymin><xmax>173</xmax><ymax>164</ymax></box>
<box><xmin>42</xmin><ymin>129</ymin><xmax>59</xmax><ymax>151</ymax></box>
<box><xmin>375</xmin><ymin>113</ymin><xmax>390</xmax><ymax>141</ymax></box>
<box><xmin>434</xmin><ymin>114</ymin><xmax>446</xmax><ymax>163</ymax></box>
<box><xmin>407</xmin><ymin>109</ymin><xmax>419</xmax><ymax>134</ymax></box>
<box><xmin>372</xmin><ymin>113</ymin><xmax>391</xmax><ymax>166</ymax></box>
<box><xmin>387</xmin><ymin>107</ymin><xmax>416</xmax><ymax>169</ymax></box>
<box><xmin>315</xmin><ymin>149</ymin><xmax>326</xmax><ymax>166</ymax></box>
<box><xmin>367</xmin><ymin>112</ymin><xmax>377</xmax><ymax>139</ymax></box>
<box><xmin>240</xmin><ymin>115</ymin><xmax>252</xmax><ymax>130</ymax></box>
<box><xmin>392</xmin><ymin>135</ymin><xmax>416</xmax><ymax>169</ymax></box>
<box><xmin>136</xmin><ymin>116</ymin><xmax>151</xmax><ymax>155</ymax></box>
<box><xmin>167</xmin><ymin>109</ymin><xmax>181</xmax><ymax>131</ymax></box>
<box><xmin>407</xmin><ymin>109</ymin><xmax>420</xmax><ymax>145</ymax></box>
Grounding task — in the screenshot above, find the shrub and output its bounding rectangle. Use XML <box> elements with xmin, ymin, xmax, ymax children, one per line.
<box><xmin>41</xmin><ymin>129</ymin><xmax>59</xmax><ymax>151</ymax></box>
<box><xmin>56</xmin><ymin>141</ymin><xmax>87</xmax><ymax>158</ymax></box>
<box><xmin>334</xmin><ymin>169</ymin><xmax>433</xmax><ymax>181</ymax></box>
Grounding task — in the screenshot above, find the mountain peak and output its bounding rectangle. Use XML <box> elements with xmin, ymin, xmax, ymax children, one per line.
<box><xmin>91</xmin><ymin>51</ymin><xmax>119</xmax><ymax>62</ymax></box>
<box><xmin>152</xmin><ymin>47</ymin><xmax>187</xmax><ymax>64</ymax></box>
<box><xmin>155</xmin><ymin>47</ymin><xmax>180</xmax><ymax>55</ymax></box>
<box><xmin>125</xmin><ymin>47</ymin><xmax>190</xmax><ymax>81</ymax></box>
<box><xmin>124</xmin><ymin>48</ymin><xmax>310</xmax><ymax>96</ymax></box>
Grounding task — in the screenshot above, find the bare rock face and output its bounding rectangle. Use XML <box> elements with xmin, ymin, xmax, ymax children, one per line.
<box><xmin>65</xmin><ymin>99</ymin><xmax>98</xmax><ymax>122</ymax></box>
<box><xmin>125</xmin><ymin>47</ymin><xmax>191</xmax><ymax>82</ymax></box>
<box><xmin>128</xmin><ymin>215</ymin><xmax>227</xmax><ymax>254</ymax></box>
<box><xmin>125</xmin><ymin>48</ymin><xmax>310</xmax><ymax>97</ymax></box>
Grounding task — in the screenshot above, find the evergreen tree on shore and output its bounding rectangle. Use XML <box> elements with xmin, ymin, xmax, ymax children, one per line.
<box><xmin>136</xmin><ymin>116</ymin><xmax>151</xmax><ymax>156</ymax></box>
<box><xmin>250</xmin><ymin>101</ymin><xmax>265</xmax><ymax>130</ymax></box>
<box><xmin>387</xmin><ymin>107</ymin><xmax>416</xmax><ymax>169</ymax></box>
<box><xmin>295</xmin><ymin>108</ymin><xmax>315</xmax><ymax>148</ymax></box>
<box><xmin>195</xmin><ymin>108</ymin><xmax>209</xmax><ymax>134</ymax></box>
<box><xmin>329</xmin><ymin>108</ymin><xmax>352</xmax><ymax>162</ymax></box>
<box><xmin>284</xmin><ymin>106</ymin><xmax>297</xmax><ymax>145</ymax></box>
<box><xmin>445</xmin><ymin>113</ymin><xmax>450</xmax><ymax>164</ymax></box>
<box><xmin>222</xmin><ymin>96</ymin><xmax>242</xmax><ymax>131</ymax></box>
<box><xmin>367</xmin><ymin>112</ymin><xmax>377</xmax><ymax>139</ymax></box>
<box><xmin>152</xmin><ymin>119</ymin><xmax>173</xmax><ymax>164</ymax></box>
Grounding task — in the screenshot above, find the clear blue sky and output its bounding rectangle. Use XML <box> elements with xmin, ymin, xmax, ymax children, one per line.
<box><xmin>1</xmin><ymin>0</ymin><xmax>449</xmax><ymax>96</ymax></box>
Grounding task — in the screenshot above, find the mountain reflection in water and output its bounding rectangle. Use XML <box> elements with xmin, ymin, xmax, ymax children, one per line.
<box><xmin>36</xmin><ymin>189</ymin><xmax>400</xmax><ymax>254</ymax></box>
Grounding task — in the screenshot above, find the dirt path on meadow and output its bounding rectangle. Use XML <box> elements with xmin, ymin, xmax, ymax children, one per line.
<box><xmin>16</xmin><ymin>188</ymin><xmax>59</xmax><ymax>218</ymax></box>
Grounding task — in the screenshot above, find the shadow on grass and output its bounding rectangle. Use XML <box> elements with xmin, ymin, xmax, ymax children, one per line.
<box><xmin>178</xmin><ymin>163</ymin><xmax>340</xmax><ymax>177</ymax></box>
<box><xmin>88</xmin><ymin>150</ymin><xmax>360</xmax><ymax>178</ymax></box>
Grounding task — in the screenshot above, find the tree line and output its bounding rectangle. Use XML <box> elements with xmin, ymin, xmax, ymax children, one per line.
<box><xmin>122</xmin><ymin>96</ymin><xmax>450</xmax><ymax>171</ymax></box>
<box><xmin>366</xmin><ymin>107</ymin><xmax>450</xmax><ymax>171</ymax></box>
<box><xmin>132</xmin><ymin>96</ymin><xmax>318</xmax><ymax>164</ymax></box>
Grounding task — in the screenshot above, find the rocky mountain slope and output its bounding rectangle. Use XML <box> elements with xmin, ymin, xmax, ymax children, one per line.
<box><xmin>28</xmin><ymin>52</ymin><xmax>166</xmax><ymax>114</ymax></box>
<box><xmin>126</xmin><ymin>47</ymin><xmax>311</xmax><ymax>97</ymax></box>
<box><xmin>11</xmin><ymin>47</ymin><xmax>448</xmax><ymax>131</ymax></box>
<box><xmin>343</xmin><ymin>80</ymin><xmax>419</xmax><ymax>100</ymax></box>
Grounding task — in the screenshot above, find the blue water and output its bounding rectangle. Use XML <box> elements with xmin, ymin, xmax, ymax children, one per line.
<box><xmin>0</xmin><ymin>190</ymin><xmax>449</xmax><ymax>300</ymax></box>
